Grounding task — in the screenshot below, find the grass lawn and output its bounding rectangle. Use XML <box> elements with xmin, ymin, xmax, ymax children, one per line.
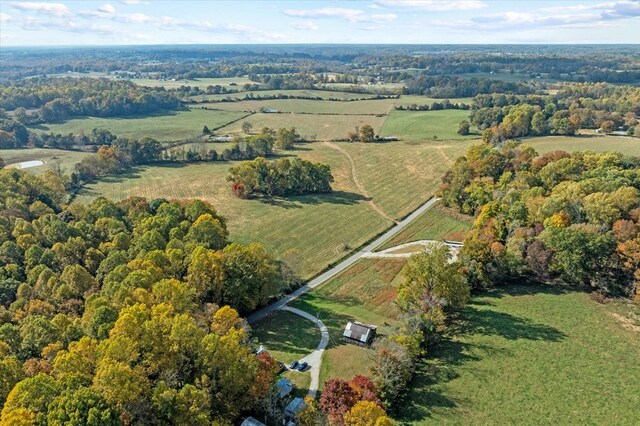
<box><xmin>0</xmin><ymin>148</ymin><xmax>91</xmax><ymax>174</ymax></box>
<box><xmin>336</xmin><ymin>140</ymin><xmax>474</xmax><ymax>219</ymax></box>
<box><xmin>251</xmin><ymin>310</ymin><xmax>320</xmax><ymax>365</ymax></box>
<box><xmin>379</xmin><ymin>204</ymin><xmax>474</xmax><ymax>250</ymax></box>
<box><xmin>394</xmin><ymin>96</ymin><xmax>474</xmax><ymax>107</ymax></box>
<box><xmin>219</xmin><ymin>112</ymin><xmax>388</xmax><ymax>141</ymax></box>
<box><xmin>194</xmin><ymin>98</ymin><xmax>396</xmax><ymax>115</ymax></box>
<box><xmin>400</xmin><ymin>284</ymin><xmax>640</xmax><ymax>425</ymax></box>
<box><xmin>191</xmin><ymin>89</ymin><xmax>384</xmax><ymax>102</ymax></box>
<box><xmin>523</xmin><ymin>135</ymin><xmax>640</xmax><ymax>156</ymax></box>
<box><xmin>78</xmin><ymin>142</ymin><xmax>391</xmax><ymax>279</ymax></box>
<box><xmin>290</xmin><ymin>258</ymin><xmax>407</xmax><ymax>388</ymax></box>
<box><xmin>33</xmin><ymin>109</ymin><xmax>249</xmax><ymax>141</ymax></box>
<box><xmin>380</xmin><ymin>110</ymin><xmax>479</xmax><ymax>142</ymax></box>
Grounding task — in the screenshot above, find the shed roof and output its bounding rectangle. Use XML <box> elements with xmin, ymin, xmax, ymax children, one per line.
<box><xmin>277</xmin><ymin>377</ymin><xmax>293</xmax><ymax>398</ymax></box>
<box><xmin>285</xmin><ymin>397</ymin><xmax>306</xmax><ymax>416</ymax></box>
<box><xmin>241</xmin><ymin>417</ymin><xmax>266</xmax><ymax>426</ymax></box>
<box><xmin>343</xmin><ymin>321</ymin><xmax>377</xmax><ymax>344</ymax></box>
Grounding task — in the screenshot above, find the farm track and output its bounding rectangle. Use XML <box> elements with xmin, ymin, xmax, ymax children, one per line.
<box><xmin>323</xmin><ymin>141</ymin><xmax>397</xmax><ymax>224</ymax></box>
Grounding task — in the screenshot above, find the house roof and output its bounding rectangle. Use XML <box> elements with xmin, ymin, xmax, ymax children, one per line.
<box><xmin>285</xmin><ymin>397</ymin><xmax>306</xmax><ymax>415</ymax></box>
<box><xmin>277</xmin><ymin>377</ymin><xmax>293</xmax><ymax>398</ymax></box>
<box><xmin>343</xmin><ymin>321</ymin><xmax>377</xmax><ymax>343</ymax></box>
<box><xmin>241</xmin><ymin>417</ymin><xmax>266</xmax><ymax>426</ymax></box>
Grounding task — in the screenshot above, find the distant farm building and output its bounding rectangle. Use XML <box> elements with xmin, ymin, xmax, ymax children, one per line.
<box><xmin>343</xmin><ymin>321</ymin><xmax>377</xmax><ymax>346</ymax></box>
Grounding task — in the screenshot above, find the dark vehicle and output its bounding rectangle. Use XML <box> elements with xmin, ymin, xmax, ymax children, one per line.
<box><xmin>289</xmin><ymin>360</ymin><xmax>299</xmax><ymax>370</ymax></box>
<box><xmin>277</xmin><ymin>362</ymin><xmax>286</xmax><ymax>374</ymax></box>
<box><xmin>297</xmin><ymin>361</ymin><xmax>308</xmax><ymax>371</ymax></box>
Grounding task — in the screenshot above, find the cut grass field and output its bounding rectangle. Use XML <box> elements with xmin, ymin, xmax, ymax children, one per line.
<box><xmin>523</xmin><ymin>135</ymin><xmax>640</xmax><ymax>156</ymax></box>
<box><xmin>394</xmin><ymin>95</ymin><xmax>474</xmax><ymax>107</ymax></box>
<box><xmin>335</xmin><ymin>140</ymin><xmax>474</xmax><ymax>219</ymax></box>
<box><xmin>379</xmin><ymin>204</ymin><xmax>474</xmax><ymax>250</ymax></box>
<box><xmin>251</xmin><ymin>310</ymin><xmax>320</xmax><ymax>365</ymax></box>
<box><xmin>219</xmin><ymin>112</ymin><xmax>388</xmax><ymax>141</ymax></box>
<box><xmin>78</xmin><ymin>142</ymin><xmax>391</xmax><ymax>279</ymax></box>
<box><xmin>33</xmin><ymin>109</ymin><xmax>249</xmax><ymax>141</ymax></box>
<box><xmin>0</xmin><ymin>148</ymin><xmax>91</xmax><ymax>174</ymax></box>
<box><xmin>380</xmin><ymin>110</ymin><xmax>479</xmax><ymax>141</ymax></box>
<box><xmin>290</xmin><ymin>258</ymin><xmax>406</xmax><ymax>388</ymax></box>
<box><xmin>130</xmin><ymin>76</ymin><xmax>259</xmax><ymax>89</ymax></box>
<box><xmin>194</xmin><ymin>98</ymin><xmax>396</xmax><ymax>115</ymax></box>
<box><xmin>401</xmin><ymin>285</ymin><xmax>640</xmax><ymax>425</ymax></box>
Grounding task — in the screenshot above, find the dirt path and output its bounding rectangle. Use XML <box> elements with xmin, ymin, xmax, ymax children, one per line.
<box><xmin>323</xmin><ymin>141</ymin><xmax>396</xmax><ymax>224</ymax></box>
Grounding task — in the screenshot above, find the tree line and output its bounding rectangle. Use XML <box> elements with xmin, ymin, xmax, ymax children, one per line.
<box><xmin>0</xmin><ymin>169</ymin><xmax>304</xmax><ymax>423</ymax></box>
<box><xmin>0</xmin><ymin>77</ymin><xmax>181</xmax><ymax>124</ymax></box>
<box><xmin>468</xmin><ymin>83</ymin><xmax>640</xmax><ymax>144</ymax></box>
<box><xmin>440</xmin><ymin>141</ymin><xmax>640</xmax><ymax>299</ymax></box>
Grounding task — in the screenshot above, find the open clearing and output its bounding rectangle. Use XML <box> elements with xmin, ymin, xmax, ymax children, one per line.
<box><xmin>523</xmin><ymin>135</ymin><xmax>640</xmax><ymax>156</ymax></box>
<box><xmin>379</xmin><ymin>204</ymin><xmax>474</xmax><ymax>250</ymax></box>
<box><xmin>290</xmin><ymin>258</ymin><xmax>406</xmax><ymax>389</ymax></box>
<box><xmin>394</xmin><ymin>95</ymin><xmax>474</xmax><ymax>107</ymax></box>
<box><xmin>335</xmin><ymin>140</ymin><xmax>473</xmax><ymax>219</ymax></box>
<box><xmin>78</xmin><ymin>142</ymin><xmax>391</xmax><ymax>279</ymax></box>
<box><xmin>218</xmin><ymin>112</ymin><xmax>388</xmax><ymax>141</ymax></box>
<box><xmin>194</xmin><ymin>98</ymin><xmax>396</xmax><ymax>115</ymax></box>
<box><xmin>130</xmin><ymin>76</ymin><xmax>259</xmax><ymax>89</ymax></box>
<box><xmin>33</xmin><ymin>109</ymin><xmax>248</xmax><ymax>141</ymax></box>
<box><xmin>380</xmin><ymin>110</ymin><xmax>480</xmax><ymax>141</ymax></box>
<box><xmin>0</xmin><ymin>148</ymin><xmax>91</xmax><ymax>174</ymax></box>
<box><xmin>401</xmin><ymin>285</ymin><xmax>640</xmax><ymax>425</ymax></box>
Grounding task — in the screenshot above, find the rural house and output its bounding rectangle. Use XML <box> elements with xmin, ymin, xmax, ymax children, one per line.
<box><xmin>276</xmin><ymin>377</ymin><xmax>293</xmax><ymax>399</ymax></box>
<box><xmin>240</xmin><ymin>417</ymin><xmax>266</xmax><ymax>426</ymax></box>
<box><xmin>343</xmin><ymin>321</ymin><xmax>377</xmax><ymax>346</ymax></box>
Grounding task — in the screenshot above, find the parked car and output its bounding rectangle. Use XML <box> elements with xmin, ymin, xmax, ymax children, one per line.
<box><xmin>277</xmin><ymin>362</ymin><xmax>286</xmax><ymax>374</ymax></box>
<box><xmin>297</xmin><ymin>361</ymin><xmax>308</xmax><ymax>371</ymax></box>
<box><xmin>289</xmin><ymin>360</ymin><xmax>299</xmax><ymax>370</ymax></box>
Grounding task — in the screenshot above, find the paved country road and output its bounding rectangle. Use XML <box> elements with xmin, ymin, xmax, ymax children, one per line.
<box><xmin>247</xmin><ymin>196</ymin><xmax>441</xmax><ymax>324</ymax></box>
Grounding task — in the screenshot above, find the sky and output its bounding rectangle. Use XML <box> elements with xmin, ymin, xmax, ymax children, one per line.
<box><xmin>0</xmin><ymin>0</ymin><xmax>639</xmax><ymax>46</ymax></box>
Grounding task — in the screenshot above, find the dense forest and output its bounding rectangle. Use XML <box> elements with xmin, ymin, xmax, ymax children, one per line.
<box><xmin>439</xmin><ymin>142</ymin><xmax>640</xmax><ymax>299</ymax></box>
<box><xmin>0</xmin><ymin>78</ymin><xmax>181</xmax><ymax>123</ymax></box>
<box><xmin>469</xmin><ymin>83</ymin><xmax>640</xmax><ymax>142</ymax></box>
<box><xmin>0</xmin><ymin>168</ymin><xmax>303</xmax><ymax>424</ymax></box>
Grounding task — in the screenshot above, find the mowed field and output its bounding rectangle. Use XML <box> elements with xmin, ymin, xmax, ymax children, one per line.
<box><xmin>218</xmin><ymin>112</ymin><xmax>388</xmax><ymax>141</ymax></box>
<box><xmin>78</xmin><ymin>142</ymin><xmax>392</xmax><ymax>279</ymax></box>
<box><xmin>523</xmin><ymin>135</ymin><xmax>640</xmax><ymax>156</ymax></box>
<box><xmin>34</xmin><ymin>109</ymin><xmax>249</xmax><ymax>141</ymax></box>
<box><xmin>379</xmin><ymin>203</ymin><xmax>474</xmax><ymax>249</ymax></box>
<box><xmin>194</xmin><ymin>98</ymin><xmax>396</xmax><ymax>115</ymax></box>
<box><xmin>402</xmin><ymin>285</ymin><xmax>640</xmax><ymax>425</ymax></box>
<box><xmin>394</xmin><ymin>95</ymin><xmax>474</xmax><ymax>107</ymax></box>
<box><xmin>0</xmin><ymin>148</ymin><xmax>91</xmax><ymax>174</ymax></box>
<box><xmin>335</xmin><ymin>139</ymin><xmax>474</xmax><ymax>219</ymax></box>
<box><xmin>130</xmin><ymin>76</ymin><xmax>259</xmax><ymax>89</ymax></box>
<box><xmin>380</xmin><ymin>110</ymin><xmax>479</xmax><ymax>141</ymax></box>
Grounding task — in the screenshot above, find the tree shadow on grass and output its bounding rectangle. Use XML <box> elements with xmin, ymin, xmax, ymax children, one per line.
<box><xmin>257</xmin><ymin>190</ymin><xmax>368</xmax><ymax>209</ymax></box>
<box><xmin>396</xmin><ymin>285</ymin><xmax>568</xmax><ymax>423</ymax></box>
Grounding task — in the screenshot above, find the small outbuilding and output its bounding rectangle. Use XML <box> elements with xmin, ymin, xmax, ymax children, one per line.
<box><xmin>343</xmin><ymin>321</ymin><xmax>377</xmax><ymax>347</ymax></box>
<box><xmin>284</xmin><ymin>397</ymin><xmax>306</xmax><ymax>418</ymax></box>
<box><xmin>241</xmin><ymin>417</ymin><xmax>266</xmax><ymax>426</ymax></box>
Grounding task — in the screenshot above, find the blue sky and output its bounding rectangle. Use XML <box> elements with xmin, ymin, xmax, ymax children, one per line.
<box><xmin>1</xmin><ymin>0</ymin><xmax>639</xmax><ymax>46</ymax></box>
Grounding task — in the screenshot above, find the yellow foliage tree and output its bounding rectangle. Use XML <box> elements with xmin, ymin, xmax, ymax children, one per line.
<box><xmin>343</xmin><ymin>401</ymin><xmax>393</xmax><ymax>426</ymax></box>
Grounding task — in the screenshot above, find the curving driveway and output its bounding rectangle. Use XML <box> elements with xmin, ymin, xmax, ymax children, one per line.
<box><xmin>281</xmin><ymin>306</ymin><xmax>329</xmax><ymax>397</ymax></box>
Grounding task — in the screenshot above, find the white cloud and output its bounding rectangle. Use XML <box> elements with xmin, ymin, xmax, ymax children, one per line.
<box><xmin>98</xmin><ymin>3</ymin><xmax>116</xmax><ymax>14</ymax></box>
<box><xmin>10</xmin><ymin>2</ymin><xmax>70</xmax><ymax>17</ymax></box>
<box><xmin>119</xmin><ymin>0</ymin><xmax>149</xmax><ymax>4</ymax></box>
<box><xmin>375</xmin><ymin>0</ymin><xmax>487</xmax><ymax>11</ymax></box>
<box><xmin>283</xmin><ymin>7</ymin><xmax>396</xmax><ymax>23</ymax></box>
<box><xmin>294</xmin><ymin>21</ymin><xmax>319</xmax><ymax>30</ymax></box>
<box><xmin>0</xmin><ymin>13</ymin><xmax>13</xmax><ymax>22</ymax></box>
